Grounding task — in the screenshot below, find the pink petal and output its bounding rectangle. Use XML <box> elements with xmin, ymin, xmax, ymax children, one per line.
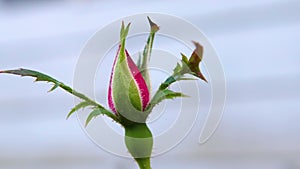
<box><xmin>125</xmin><ymin>50</ymin><xmax>150</xmax><ymax>110</ymax></box>
<box><xmin>107</xmin><ymin>46</ymin><xmax>120</xmax><ymax>113</ymax></box>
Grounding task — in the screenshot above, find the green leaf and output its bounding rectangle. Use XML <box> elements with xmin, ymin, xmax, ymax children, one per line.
<box><xmin>0</xmin><ymin>68</ymin><xmax>60</xmax><ymax>92</ymax></box>
<box><xmin>173</xmin><ymin>63</ymin><xmax>182</xmax><ymax>75</ymax></box>
<box><xmin>181</xmin><ymin>53</ymin><xmax>189</xmax><ymax>64</ymax></box>
<box><xmin>148</xmin><ymin>89</ymin><xmax>187</xmax><ymax>109</ymax></box>
<box><xmin>85</xmin><ymin>108</ymin><xmax>102</xmax><ymax>127</ymax></box>
<box><xmin>0</xmin><ymin>68</ymin><xmax>121</xmax><ymax>124</ymax></box>
<box><xmin>170</xmin><ymin>42</ymin><xmax>207</xmax><ymax>83</ymax></box>
<box><xmin>176</xmin><ymin>77</ymin><xmax>197</xmax><ymax>81</ymax></box>
<box><xmin>162</xmin><ymin>89</ymin><xmax>188</xmax><ymax>100</ymax></box>
<box><xmin>85</xmin><ymin>107</ymin><xmax>118</xmax><ymax>127</ymax></box>
<box><xmin>67</xmin><ymin>101</ymin><xmax>91</xmax><ymax>119</ymax></box>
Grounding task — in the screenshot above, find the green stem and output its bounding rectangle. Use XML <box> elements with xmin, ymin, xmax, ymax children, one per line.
<box><xmin>135</xmin><ymin>157</ymin><xmax>151</xmax><ymax>169</ymax></box>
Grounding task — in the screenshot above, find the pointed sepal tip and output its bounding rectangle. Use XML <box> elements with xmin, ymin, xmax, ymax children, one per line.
<box><xmin>147</xmin><ymin>16</ymin><xmax>159</xmax><ymax>33</ymax></box>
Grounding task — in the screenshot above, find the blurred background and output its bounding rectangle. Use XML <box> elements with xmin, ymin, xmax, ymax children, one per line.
<box><xmin>0</xmin><ymin>0</ymin><xmax>300</xmax><ymax>169</ymax></box>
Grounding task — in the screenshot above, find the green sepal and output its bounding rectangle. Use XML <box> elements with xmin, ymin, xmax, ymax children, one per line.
<box><xmin>85</xmin><ymin>108</ymin><xmax>102</xmax><ymax>127</ymax></box>
<box><xmin>140</xmin><ymin>17</ymin><xmax>160</xmax><ymax>91</ymax></box>
<box><xmin>147</xmin><ymin>16</ymin><xmax>159</xmax><ymax>33</ymax></box>
<box><xmin>149</xmin><ymin>89</ymin><xmax>187</xmax><ymax>108</ymax></box>
<box><xmin>85</xmin><ymin>107</ymin><xmax>118</xmax><ymax>127</ymax></box>
<box><xmin>112</xmin><ymin>58</ymin><xmax>146</xmax><ymax>123</ymax></box>
<box><xmin>67</xmin><ymin>101</ymin><xmax>91</xmax><ymax>119</ymax></box>
<box><xmin>137</xmin><ymin>52</ymin><xmax>142</xmax><ymax>68</ymax></box>
<box><xmin>120</xmin><ymin>21</ymin><xmax>131</xmax><ymax>49</ymax></box>
<box><xmin>162</xmin><ymin>89</ymin><xmax>188</xmax><ymax>99</ymax></box>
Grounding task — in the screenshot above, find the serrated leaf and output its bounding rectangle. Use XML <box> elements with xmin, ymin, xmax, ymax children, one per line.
<box><xmin>170</xmin><ymin>42</ymin><xmax>207</xmax><ymax>83</ymax></box>
<box><xmin>162</xmin><ymin>89</ymin><xmax>188</xmax><ymax>99</ymax></box>
<box><xmin>176</xmin><ymin>77</ymin><xmax>197</xmax><ymax>81</ymax></box>
<box><xmin>0</xmin><ymin>68</ymin><xmax>121</xmax><ymax>124</ymax></box>
<box><xmin>0</xmin><ymin>68</ymin><xmax>60</xmax><ymax>92</ymax></box>
<box><xmin>172</xmin><ymin>54</ymin><xmax>191</xmax><ymax>76</ymax></box>
<box><xmin>181</xmin><ymin>53</ymin><xmax>189</xmax><ymax>64</ymax></box>
<box><xmin>0</xmin><ymin>68</ymin><xmax>57</xmax><ymax>82</ymax></box>
<box><xmin>85</xmin><ymin>109</ymin><xmax>102</xmax><ymax>127</ymax></box>
<box><xmin>149</xmin><ymin>89</ymin><xmax>187</xmax><ymax>109</ymax></box>
<box><xmin>173</xmin><ymin>63</ymin><xmax>182</xmax><ymax>74</ymax></box>
<box><xmin>67</xmin><ymin>101</ymin><xmax>91</xmax><ymax>119</ymax></box>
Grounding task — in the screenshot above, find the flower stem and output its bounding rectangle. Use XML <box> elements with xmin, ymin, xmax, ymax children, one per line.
<box><xmin>135</xmin><ymin>157</ymin><xmax>151</xmax><ymax>169</ymax></box>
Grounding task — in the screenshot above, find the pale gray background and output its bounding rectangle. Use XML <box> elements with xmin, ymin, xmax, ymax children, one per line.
<box><xmin>0</xmin><ymin>0</ymin><xmax>300</xmax><ymax>169</ymax></box>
